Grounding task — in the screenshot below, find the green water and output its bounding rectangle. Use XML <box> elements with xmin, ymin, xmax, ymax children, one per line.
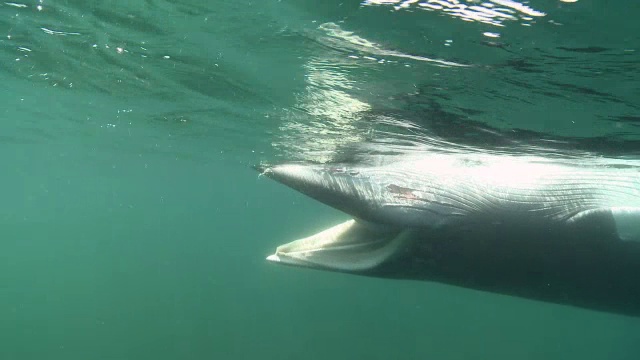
<box><xmin>1</xmin><ymin>1</ymin><xmax>639</xmax><ymax>359</ymax></box>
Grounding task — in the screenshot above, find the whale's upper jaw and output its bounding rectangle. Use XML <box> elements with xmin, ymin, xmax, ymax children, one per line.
<box><xmin>255</xmin><ymin>163</ymin><xmax>383</xmax><ymax>222</ymax></box>
<box><xmin>254</xmin><ymin>161</ymin><xmax>475</xmax><ymax>228</ymax></box>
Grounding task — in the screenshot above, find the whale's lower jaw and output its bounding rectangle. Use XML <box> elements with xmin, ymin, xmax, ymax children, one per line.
<box><xmin>266</xmin><ymin>211</ymin><xmax>640</xmax><ymax>318</ymax></box>
<box><xmin>265</xmin><ymin>219</ymin><xmax>412</xmax><ymax>272</ymax></box>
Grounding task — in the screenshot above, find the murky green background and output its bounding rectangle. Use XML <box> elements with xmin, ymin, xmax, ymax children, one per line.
<box><xmin>1</xmin><ymin>1</ymin><xmax>639</xmax><ymax>359</ymax></box>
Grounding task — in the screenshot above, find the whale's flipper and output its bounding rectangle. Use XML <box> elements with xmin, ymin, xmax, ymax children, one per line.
<box><xmin>611</xmin><ymin>207</ymin><xmax>640</xmax><ymax>242</ymax></box>
<box><xmin>266</xmin><ymin>219</ymin><xmax>412</xmax><ymax>272</ymax></box>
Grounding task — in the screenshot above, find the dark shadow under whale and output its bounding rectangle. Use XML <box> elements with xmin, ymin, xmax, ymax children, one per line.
<box><xmin>255</xmin><ymin>152</ymin><xmax>640</xmax><ymax>317</ymax></box>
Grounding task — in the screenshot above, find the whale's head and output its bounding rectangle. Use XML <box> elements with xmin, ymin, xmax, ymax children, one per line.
<box><xmin>255</xmin><ymin>162</ymin><xmax>420</xmax><ymax>272</ymax></box>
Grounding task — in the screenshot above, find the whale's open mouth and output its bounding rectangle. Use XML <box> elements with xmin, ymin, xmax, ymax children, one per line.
<box><xmin>256</xmin><ymin>163</ymin><xmax>416</xmax><ymax>272</ymax></box>
<box><xmin>265</xmin><ymin>219</ymin><xmax>413</xmax><ymax>272</ymax></box>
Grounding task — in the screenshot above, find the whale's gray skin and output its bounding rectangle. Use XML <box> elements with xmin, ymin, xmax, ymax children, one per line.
<box><xmin>256</xmin><ymin>153</ymin><xmax>640</xmax><ymax>317</ymax></box>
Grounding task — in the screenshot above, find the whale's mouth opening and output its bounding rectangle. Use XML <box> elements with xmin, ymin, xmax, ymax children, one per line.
<box><xmin>256</xmin><ymin>162</ymin><xmax>415</xmax><ymax>272</ymax></box>
<box><xmin>266</xmin><ymin>219</ymin><xmax>412</xmax><ymax>272</ymax></box>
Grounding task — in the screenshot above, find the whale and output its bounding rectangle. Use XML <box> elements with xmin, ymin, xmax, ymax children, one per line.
<box><xmin>255</xmin><ymin>151</ymin><xmax>640</xmax><ymax>317</ymax></box>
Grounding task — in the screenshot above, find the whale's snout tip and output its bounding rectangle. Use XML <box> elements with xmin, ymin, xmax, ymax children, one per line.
<box><xmin>252</xmin><ymin>163</ymin><xmax>269</xmax><ymax>173</ymax></box>
<box><xmin>253</xmin><ymin>163</ymin><xmax>277</xmax><ymax>178</ymax></box>
<box><xmin>266</xmin><ymin>254</ymin><xmax>281</xmax><ymax>262</ymax></box>
<box><xmin>253</xmin><ymin>163</ymin><xmax>316</xmax><ymax>183</ymax></box>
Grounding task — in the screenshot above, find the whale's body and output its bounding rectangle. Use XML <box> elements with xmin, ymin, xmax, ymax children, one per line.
<box><xmin>257</xmin><ymin>152</ymin><xmax>640</xmax><ymax>317</ymax></box>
